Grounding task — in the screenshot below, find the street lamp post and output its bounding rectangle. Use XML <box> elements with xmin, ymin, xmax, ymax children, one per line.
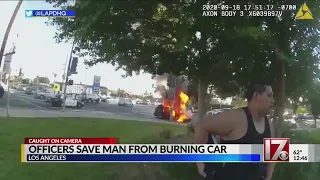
<box><xmin>61</xmin><ymin>41</ymin><xmax>75</xmax><ymax>111</ymax></box>
<box><xmin>6</xmin><ymin>70</ymin><xmax>11</xmax><ymax>117</ymax></box>
<box><xmin>61</xmin><ymin>0</ymin><xmax>77</xmax><ymax>112</ymax></box>
<box><xmin>0</xmin><ymin>0</ymin><xmax>23</xmax><ymax>66</ymax></box>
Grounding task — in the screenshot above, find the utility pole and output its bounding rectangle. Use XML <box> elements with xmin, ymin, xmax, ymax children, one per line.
<box><xmin>62</xmin><ymin>54</ymin><xmax>68</xmax><ymax>82</ymax></box>
<box><xmin>0</xmin><ymin>0</ymin><xmax>23</xmax><ymax>66</ymax></box>
<box><xmin>3</xmin><ymin>45</ymin><xmax>15</xmax><ymax>117</ymax></box>
<box><xmin>61</xmin><ymin>41</ymin><xmax>75</xmax><ymax>111</ymax></box>
<box><xmin>62</xmin><ymin>0</ymin><xmax>77</xmax><ymax>111</ymax></box>
<box><xmin>6</xmin><ymin>69</ymin><xmax>11</xmax><ymax>117</ymax></box>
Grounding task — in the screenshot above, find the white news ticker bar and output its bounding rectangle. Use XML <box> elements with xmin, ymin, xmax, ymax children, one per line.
<box><xmin>23</xmin><ymin>144</ymin><xmax>254</xmax><ymax>154</ymax></box>
<box><xmin>22</xmin><ymin>144</ymin><xmax>316</xmax><ymax>162</ymax></box>
<box><xmin>289</xmin><ymin>144</ymin><xmax>309</xmax><ymax>162</ymax></box>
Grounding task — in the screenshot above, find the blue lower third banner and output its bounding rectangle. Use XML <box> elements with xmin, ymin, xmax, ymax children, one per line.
<box><xmin>25</xmin><ymin>154</ymin><xmax>261</xmax><ymax>162</ymax></box>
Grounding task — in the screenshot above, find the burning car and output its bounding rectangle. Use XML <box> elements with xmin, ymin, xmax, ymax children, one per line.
<box><xmin>154</xmin><ymin>91</ymin><xmax>192</xmax><ymax>123</ymax></box>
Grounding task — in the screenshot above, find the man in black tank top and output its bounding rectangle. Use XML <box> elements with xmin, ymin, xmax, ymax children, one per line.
<box><xmin>194</xmin><ymin>82</ymin><xmax>275</xmax><ymax>180</ymax></box>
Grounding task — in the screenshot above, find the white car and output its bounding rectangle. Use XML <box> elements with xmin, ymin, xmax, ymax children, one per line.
<box><xmin>206</xmin><ymin>109</ymin><xmax>224</xmax><ymax>116</ymax></box>
<box><xmin>118</xmin><ymin>98</ymin><xmax>133</xmax><ymax>106</ymax></box>
<box><xmin>81</xmin><ymin>93</ymin><xmax>100</xmax><ymax>103</ymax></box>
<box><xmin>51</xmin><ymin>94</ymin><xmax>84</xmax><ymax>108</ymax></box>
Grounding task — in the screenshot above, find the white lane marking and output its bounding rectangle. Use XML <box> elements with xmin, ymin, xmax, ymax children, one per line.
<box><xmin>71</xmin><ymin>110</ymin><xmax>108</xmax><ymax>113</ymax></box>
<box><xmin>16</xmin><ymin>97</ymin><xmax>47</xmax><ymax>110</ymax></box>
<box><xmin>94</xmin><ymin>111</ymin><xmax>109</xmax><ymax>114</ymax></box>
<box><xmin>72</xmin><ymin>110</ymin><xmax>86</xmax><ymax>112</ymax></box>
<box><xmin>13</xmin><ymin>93</ymin><xmax>49</xmax><ymax>104</ymax></box>
<box><xmin>13</xmin><ymin>94</ymin><xmax>38</xmax><ymax>100</ymax></box>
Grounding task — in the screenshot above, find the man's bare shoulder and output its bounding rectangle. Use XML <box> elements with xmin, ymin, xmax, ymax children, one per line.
<box><xmin>215</xmin><ymin>108</ymin><xmax>244</xmax><ymax>122</ymax></box>
<box><xmin>220</xmin><ymin>108</ymin><xmax>244</xmax><ymax>115</ymax></box>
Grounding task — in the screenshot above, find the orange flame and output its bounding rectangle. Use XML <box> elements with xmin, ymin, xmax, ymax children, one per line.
<box><xmin>177</xmin><ymin>92</ymin><xmax>189</xmax><ymax>122</ymax></box>
<box><xmin>162</xmin><ymin>90</ymin><xmax>189</xmax><ymax>123</ymax></box>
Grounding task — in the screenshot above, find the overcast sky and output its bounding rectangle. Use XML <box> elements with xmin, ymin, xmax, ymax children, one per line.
<box><xmin>0</xmin><ymin>1</ymin><xmax>155</xmax><ymax>95</ymax></box>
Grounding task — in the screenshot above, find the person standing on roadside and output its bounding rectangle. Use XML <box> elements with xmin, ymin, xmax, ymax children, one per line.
<box><xmin>194</xmin><ymin>81</ymin><xmax>275</xmax><ymax>180</ymax></box>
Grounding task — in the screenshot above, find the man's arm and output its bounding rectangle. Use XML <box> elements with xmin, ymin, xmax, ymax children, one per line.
<box><xmin>194</xmin><ymin>111</ymin><xmax>236</xmax><ymax>177</ymax></box>
<box><xmin>266</xmin><ymin>118</ymin><xmax>275</xmax><ymax>180</ymax></box>
<box><xmin>194</xmin><ymin>111</ymin><xmax>236</xmax><ymax>144</ymax></box>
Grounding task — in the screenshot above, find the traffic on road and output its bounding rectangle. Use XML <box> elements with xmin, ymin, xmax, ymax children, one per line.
<box><xmin>0</xmin><ymin>87</ymin><xmax>158</xmax><ymax>121</ymax></box>
<box><xmin>1</xmin><ymin>85</ymin><xmax>319</xmax><ymax>128</ymax></box>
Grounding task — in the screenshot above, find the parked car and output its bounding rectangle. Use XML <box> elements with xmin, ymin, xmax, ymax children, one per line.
<box><xmin>294</xmin><ymin>113</ymin><xmax>314</xmax><ymax>120</ymax></box>
<box><xmin>33</xmin><ymin>91</ymin><xmax>42</xmax><ymax>99</ymax></box>
<box><xmin>118</xmin><ymin>98</ymin><xmax>133</xmax><ymax>106</ymax></box>
<box><xmin>25</xmin><ymin>88</ymin><xmax>33</xmax><ymax>95</ymax></box>
<box><xmin>45</xmin><ymin>96</ymin><xmax>53</xmax><ymax>103</ymax></box>
<box><xmin>206</xmin><ymin>109</ymin><xmax>224</xmax><ymax>116</ymax></box>
<box><xmin>80</xmin><ymin>93</ymin><xmax>100</xmax><ymax>103</ymax></box>
<box><xmin>100</xmin><ymin>95</ymin><xmax>111</xmax><ymax>103</ymax></box>
<box><xmin>111</xmin><ymin>97</ymin><xmax>119</xmax><ymax>104</ymax></box>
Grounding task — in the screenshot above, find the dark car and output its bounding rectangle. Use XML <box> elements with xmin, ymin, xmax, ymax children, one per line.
<box><xmin>295</xmin><ymin>113</ymin><xmax>314</xmax><ymax>120</ymax></box>
<box><xmin>45</xmin><ymin>96</ymin><xmax>52</xmax><ymax>103</ymax></box>
<box><xmin>25</xmin><ymin>88</ymin><xmax>33</xmax><ymax>95</ymax></box>
<box><xmin>154</xmin><ymin>105</ymin><xmax>170</xmax><ymax>119</ymax></box>
<box><xmin>51</xmin><ymin>95</ymin><xmax>63</xmax><ymax>107</ymax></box>
<box><xmin>33</xmin><ymin>91</ymin><xmax>42</xmax><ymax>99</ymax></box>
<box><xmin>154</xmin><ymin>104</ymin><xmax>192</xmax><ymax>122</ymax></box>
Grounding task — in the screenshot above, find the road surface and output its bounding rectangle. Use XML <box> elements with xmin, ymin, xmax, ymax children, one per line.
<box><xmin>0</xmin><ymin>90</ymin><xmax>157</xmax><ymax>120</ymax></box>
<box><xmin>1</xmin><ymin>90</ymin><xmax>319</xmax><ymax>128</ymax></box>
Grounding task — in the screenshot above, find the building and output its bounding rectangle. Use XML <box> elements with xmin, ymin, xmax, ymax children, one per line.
<box><xmin>54</xmin><ymin>82</ymin><xmax>107</xmax><ymax>94</ymax></box>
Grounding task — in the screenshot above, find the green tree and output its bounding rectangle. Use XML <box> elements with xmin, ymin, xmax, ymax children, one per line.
<box><xmin>186</xmin><ymin>79</ymin><xmax>198</xmax><ymax>101</ymax></box>
<box><xmin>307</xmin><ymin>81</ymin><xmax>320</xmax><ymax>127</ymax></box>
<box><xmin>100</xmin><ymin>89</ymin><xmax>108</xmax><ymax>95</ymax></box>
<box><xmin>117</xmin><ymin>88</ymin><xmax>126</xmax><ymax>97</ymax></box>
<box><xmin>34</xmin><ymin>76</ymin><xmax>50</xmax><ymax>84</ymax></box>
<box><xmin>21</xmin><ymin>78</ymin><xmax>30</xmax><ymax>84</ymax></box>
<box><xmin>47</xmin><ymin>0</ymin><xmax>320</xmax><ymax>136</ymax></box>
<box><xmin>12</xmin><ymin>75</ymin><xmax>22</xmax><ymax>84</ymax></box>
<box><xmin>212</xmin><ymin>2</ymin><xmax>320</xmax><ymax>136</ymax></box>
<box><xmin>45</xmin><ymin>0</ymin><xmax>256</xmax><ymax>120</ymax></box>
<box><xmin>231</xmin><ymin>96</ymin><xmax>247</xmax><ymax>108</ymax></box>
<box><xmin>296</xmin><ymin>106</ymin><xmax>307</xmax><ymax>114</ymax></box>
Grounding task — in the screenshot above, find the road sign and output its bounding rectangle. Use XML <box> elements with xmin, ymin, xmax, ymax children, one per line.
<box><xmin>92</xmin><ymin>75</ymin><xmax>101</xmax><ymax>93</ymax></box>
<box><xmin>295</xmin><ymin>3</ymin><xmax>313</xmax><ymax>20</ymax></box>
<box><xmin>3</xmin><ymin>54</ymin><xmax>12</xmax><ymax>73</ymax></box>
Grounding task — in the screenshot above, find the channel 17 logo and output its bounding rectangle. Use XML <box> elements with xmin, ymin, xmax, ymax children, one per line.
<box><xmin>264</xmin><ymin>138</ymin><xmax>290</xmax><ymax>162</ymax></box>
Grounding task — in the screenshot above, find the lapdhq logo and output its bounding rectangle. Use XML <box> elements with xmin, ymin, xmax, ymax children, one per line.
<box><xmin>25</xmin><ymin>10</ymin><xmax>33</xmax><ymax>18</ymax></box>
